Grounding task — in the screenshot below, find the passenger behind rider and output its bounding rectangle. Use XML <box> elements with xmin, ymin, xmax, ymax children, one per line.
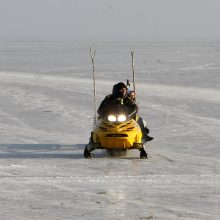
<box><xmin>128</xmin><ymin>90</ymin><xmax>153</xmax><ymax>142</ymax></box>
<box><xmin>128</xmin><ymin>90</ymin><xmax>136</xmax><ymax>102</ymax></box>
<box><xmin>97</xmin><ymin>82</ymin><xmax>153</xmax><ymax>142</ymax></box>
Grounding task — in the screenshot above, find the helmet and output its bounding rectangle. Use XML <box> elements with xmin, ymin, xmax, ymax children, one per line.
<box><xmin>112</xmin><ymin>82</ymin><xmax>127</xmax><ymax>97</ymax></box>
<box><xmin>115</xmin><ymin>82</ymin><xmax>127</xmax><ymax>91</ymax></box>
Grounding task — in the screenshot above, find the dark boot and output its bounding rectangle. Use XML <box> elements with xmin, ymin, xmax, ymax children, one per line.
<box><xmin>142</xmin><ymin>133</ymin><xmax>154</xmax><ymax>143</ymax></box>
<box><xmin>145</xmin><ymin>135</ymin><xmax>154</xmax><ymax>142</ymax></box>
<box><xmin>144</xmin><ymin>127</ymin><xmax>150</xmax><ymax>134</ymax></box>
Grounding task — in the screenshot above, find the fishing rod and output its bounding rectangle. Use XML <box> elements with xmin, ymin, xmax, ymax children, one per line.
<box><xmin>90</xmin><ymin>48</ymin><xmax>97</xmax><ymax>128</ymax></box>
<box><xmin>131</xmin><ymin>51</ymin><xmax>136</xmax><ymax>93</ymax></box>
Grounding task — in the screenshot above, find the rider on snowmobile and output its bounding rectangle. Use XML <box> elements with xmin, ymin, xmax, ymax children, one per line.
<box><xmin>97</xmin><ymin>82</ymin><xmax>137</xmax><ymax>117</ymax></box>
<box><xmin>97</xmin><ymin>82</ymin><xmax>153</xmax><ymax>142</ymax></box>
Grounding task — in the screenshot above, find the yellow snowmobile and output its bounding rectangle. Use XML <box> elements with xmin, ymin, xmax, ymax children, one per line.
<box><xmin>84</xmin><ymin>104</ymin><xmax>148</xmax><ymax>159</ymax></box>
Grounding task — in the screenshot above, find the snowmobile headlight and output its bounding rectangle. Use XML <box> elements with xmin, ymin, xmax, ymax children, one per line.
<box><xmin>118</xmin><ymin>114</ymin><xmax>126</xmax><ymax>122</ymax></box>
<box><xmin>108</xmin><ymin>115</ymin><xmax>117</xmax><ymax>122</ymax></box>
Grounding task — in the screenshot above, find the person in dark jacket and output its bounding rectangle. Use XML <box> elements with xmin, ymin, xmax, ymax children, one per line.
<box><xmin>97</xmin><ymin>82</ymin><xmax>153</xmax><ymax>142</ymax></box>
<box><xmin>98</xmin><ymin>82</ymin><xmax>137</xmax><ymax>116</ymax></box>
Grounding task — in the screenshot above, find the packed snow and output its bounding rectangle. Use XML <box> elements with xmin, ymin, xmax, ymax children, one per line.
<box><xmin>0</xmin><ymin>41</ymin><xmax>219</xmax><ymax>219</ymax></box>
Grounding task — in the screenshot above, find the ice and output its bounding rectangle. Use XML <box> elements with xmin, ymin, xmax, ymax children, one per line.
<box><xmin>0</xmin><ymin>41</ymin><xmax>219</xmax><ymax>219</ymax></box>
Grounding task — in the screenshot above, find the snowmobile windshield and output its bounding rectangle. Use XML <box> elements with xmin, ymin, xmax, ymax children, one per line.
<box><xmin>101</xmin><ymin>104</ymin><xmax>136</xmax><ymax>121</ymax></box>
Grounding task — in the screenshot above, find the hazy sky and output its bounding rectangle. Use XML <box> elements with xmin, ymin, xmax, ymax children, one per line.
<box><xmin>0</xmin><ymin>0</ymin><xmax>220</xmax><ymax>41</ymax></box>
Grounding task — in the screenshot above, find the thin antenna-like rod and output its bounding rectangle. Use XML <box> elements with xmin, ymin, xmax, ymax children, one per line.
<box><xmin>90</xmin><ymin>48</ymin><xmax>97</xmax><ymax>127</ymax></box>
<box><xmin>131</xmin><ymin>51</ymin><xmax>136</xmax><ymax>92</ymax></box>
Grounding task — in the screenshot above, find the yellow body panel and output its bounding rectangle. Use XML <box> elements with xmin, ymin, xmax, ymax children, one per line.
<box><xmin>92</xmin><ymin>119</ymin><xmax>142</xmax><ymax>149</ymax></box>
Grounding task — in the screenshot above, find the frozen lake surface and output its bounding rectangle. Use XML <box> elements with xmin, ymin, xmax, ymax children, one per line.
<box><xmin>0</xmin><ymin>41</ymin><xmax>219</xmax><ymax>219</ymax></box>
